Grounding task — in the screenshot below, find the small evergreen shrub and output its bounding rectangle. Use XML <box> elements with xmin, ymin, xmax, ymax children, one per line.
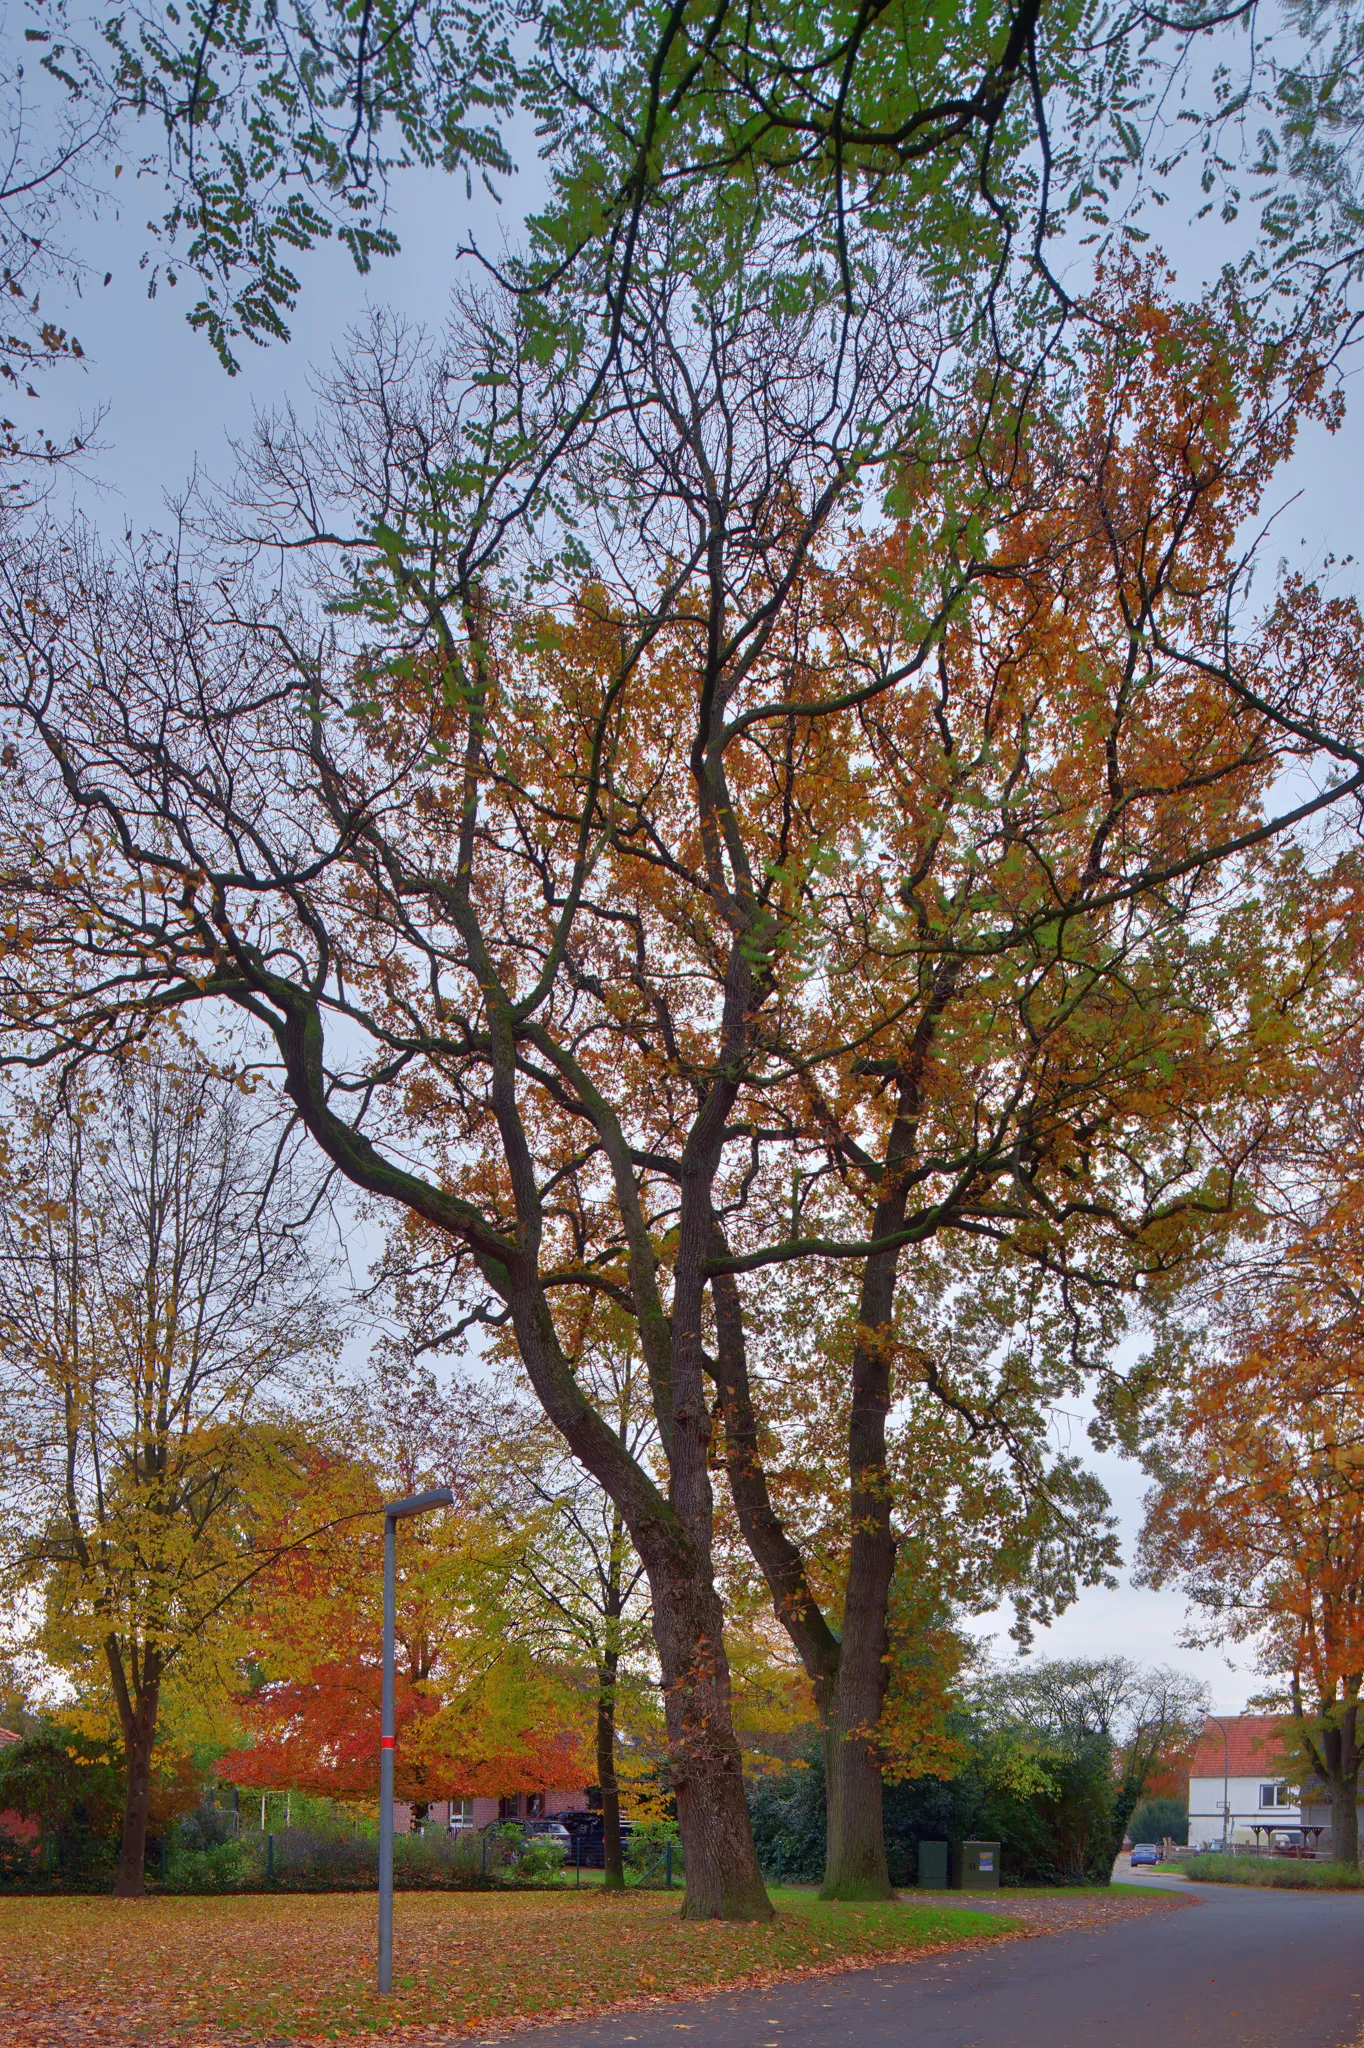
<box><xmin>0</xmin><ymin>1834</ymin><xmax>38</xmax><ymax>1886</ymax></box>
<box><xmin>511</xmin><ymin>1836</ymin><xmax>567</xmax><ymax>1883</ymax></box>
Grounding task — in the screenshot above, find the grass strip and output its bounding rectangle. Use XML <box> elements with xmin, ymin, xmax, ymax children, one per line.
<box><xmin>1184</xmin><ymin>1853</ymin><xmax>1364</xmax><ymax>1890</ymax></box>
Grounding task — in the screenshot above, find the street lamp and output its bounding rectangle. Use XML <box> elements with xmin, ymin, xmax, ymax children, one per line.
<box><xmin>1206</xmin><ymin>1714</ymin><xmax>1232</xmax><ymax>1852</ymax></box>
<box><xmin>378</xmin><ymin>1487</ymin><xmax>454</xmax><ymax>1995</ymax></box>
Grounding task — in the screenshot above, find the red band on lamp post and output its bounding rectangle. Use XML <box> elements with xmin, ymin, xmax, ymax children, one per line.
<box><xmin>381</xmin><ymin>1737</ymin><xmax>395</xmax><ymax>1750</ymax></box>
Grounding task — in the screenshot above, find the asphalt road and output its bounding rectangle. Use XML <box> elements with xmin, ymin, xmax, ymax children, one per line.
<box><xmin>490</xmin><ymin>1874</ymin><xmax>1364</xmax><ymax>2048</ymax></box>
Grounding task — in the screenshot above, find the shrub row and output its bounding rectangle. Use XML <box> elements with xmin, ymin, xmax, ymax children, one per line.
<box><xmin>1184</xmin><ymin>1853</ymin><xmax>1364</xmax><ymax>1891</ymax></box>
<box><xmin>0</xmin><ymin>1805</ymin><xmax>686</xmax><ymax>1896</ymax></box>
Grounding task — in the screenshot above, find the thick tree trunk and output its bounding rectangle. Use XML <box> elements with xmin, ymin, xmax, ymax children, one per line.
<box><xmin>597</xmin><ymin>1649</ymin><xmax>624</xmax><ymax>1890</ymax></box>
<box><xmin>658</xmin><ymin>1088</ymin><xmax>773</xmax><ymax>1922</ymax></box>
<box><xmin>709</xmin><ymin>1227</ymin><xmax>849</xmax><ymax>1896</ymax></box>
<box><xmin>823</xmin><ymin>1684</ymin><xmax>892</xmax><ymax>1899</ymax></box>
<box><xmin>1330</xmin><ymin>1773</ymin><xmax>1359</xmax><ymax>1866</ymax></box>
<box><xmin>651</xmin><ymin>1560</ymin><xmax>771</xmax><ymax>1919</ymax></box>
<box><xmin>521</xmin><ymin>1434</ymin><xmax>767</xmax><ymax>1916</ymax></box>
<box><xmin>707</xmin><ymin>991</ymin><xmax>963</xmax><ymax>1903</ymax></box>
<box><xmin>710</xmin><ymin>1207</ymin><xmax>895</xmax><ymax>1899</ymax></box>
<box><xmin>818</xmin><ymin>1041</ymin><xmax>932</xmax><ymax>1903</ymax></box>
<box><xmin>1321</xmin><ymin>1702</ymin><xmax>1361</xmax><ymax>1867</ymax></box>
<box><xmin>820</xmin><ymin>1305</ymin><xmax>896</xmax><ymax>1901</ymax></box>
<box><xmin>112</xmin><ymin>1665</ymin><xmax>160</xmax><ymax>1898</ymax></box>
<box><xmin>506</xmin><ymin>1267</ymin><xmax>770</xmax><ymax>1919</ymax></box>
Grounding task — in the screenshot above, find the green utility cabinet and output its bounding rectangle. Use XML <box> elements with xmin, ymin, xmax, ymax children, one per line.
<box><xmin>951</xmin><ymin>1840</ymin><xmax>1001</xmax><ymax>1891</ymax></box>
<box><xmin>917</xmin><ymin>1840</ymin><xmax>949</xmax><ymax>1888</ymax></box>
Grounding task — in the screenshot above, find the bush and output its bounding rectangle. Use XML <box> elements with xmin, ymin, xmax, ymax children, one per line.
<box><xmin>512</xmin><ymin>1835</ymin><xmax>567</xmax><ymax>1883</ymax></box>
<box><xmin>888</xmin><ymin>1741</ymin><xmax>1115</xmax><ymax>1888</ymax></box>
<box><xmin>0</xmin><ymin>1727</ymin><xmax>123</xmax><ymax>1891</ymax></box>
<box><xmin>269</xmin><ymin>1824</ymin><xmax>379</xmax><ymax>1887</ymax></box>
<box><xmin>0</xmin><ymin>1779</ymin><xmax>578</xmax><ymax>1894</ymax></box>
<box><xmin>748</xmin><ymin>1730</ymin><xmax>1119</xmax><ymax>1893</ymax></box>
<box><xmin>1128</xmin><ymin>1797</ymin><xmax>1188</xmax><ymax>1847</ymax></box>
<box><xmin>174</xmin><ymin>1795</ymin><xmax>240</xmax><ymax>1855</ymax></box>
<box><xmin>469</xmin><ymin>1823</ymin><xmax>525</xmax><ymax>1875</ymax></box>
<box><xmin>1185</xmin><ymin>1853</ymin><xmax>1364</xmax><ymax>1890</ymax></box>
<box><xmin>0</xmin><ymin>1833</ymin><xmax>38</xmax><ymax>1886</ymax></box>
<box><xmin>169</xmin><ymin>1839</ymin><xmax>248</xmax><ymax>1891</ymax></box>
<box><xmin>0</xmin><ymin>1728</ymin><xmax>123</xmax><ymax>1849</ymax></box>
<box><xmin>161</xmin><ymin>1817</ymin><xmax>502</xmax><ymax>1892</ymax></box>
<box><xmin>300</xmin><ymin>1818</ymin><xmax>493</xmax><ymax>1886</ymax></box>
<box><xmin>989</xmin><ymin>1739</ymin><xmax>1115</xmax><ymax>1886</ymax></box>
<box><xmin>624</xmin><ymin>1818</ymin><xmax>682</xmax><ymax>1881</ymax></box>
<box><xmin>747</xmin><ymin>1754</ymin><xmax>825</xmax><ymax>1884</ymax></box>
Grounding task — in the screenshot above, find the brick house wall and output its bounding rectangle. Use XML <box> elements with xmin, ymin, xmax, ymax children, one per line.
<box><xmin>394</xmin><ymin>1787</ymin><xmax>589</xmax><ymax>1832</ymax></box>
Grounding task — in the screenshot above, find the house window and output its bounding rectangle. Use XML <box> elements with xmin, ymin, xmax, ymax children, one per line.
<box><xmin>449</xmin><ymin>1799</ymin><xmax>473</xmax><ymax>1828</ymax></box>
<box><xmin>1259</xmin><ymin>1783</ymin><xmax>1293</xmax><ymax>1808</ymax></box>
<box><xmin>498</xmin><ymin>1795</ymin><xmax>520</xmax><ymax>1820</ymax></box>
<box><xmin>526</xmin><ymin>1792</ymin><xmax>545</xmax><ymax>1818</ymax></box>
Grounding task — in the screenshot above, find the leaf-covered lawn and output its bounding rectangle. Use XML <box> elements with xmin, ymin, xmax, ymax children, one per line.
<box><xmin>0</xmin><ymin>1886</ymin><xmax>1017</xmax><ymax>2045</ymax></box>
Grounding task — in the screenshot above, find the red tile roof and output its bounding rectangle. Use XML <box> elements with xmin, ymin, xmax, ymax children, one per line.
<box><xmin>1188</xmin><ymin>1715</ymin><xmax>1292</xmax><ymax>1779</ymax></box>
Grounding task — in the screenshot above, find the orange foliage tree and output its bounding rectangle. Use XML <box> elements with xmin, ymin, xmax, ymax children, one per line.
<box><xmin>1141</xmin><ymin>1017</ymin><xmax>1364</xmax><ymax>1865</ymax></box>
<box><xmin>229</xmin><ymin>1650</ymin><xmax>584</xmax><ymax>1808</ymax></box>
<box><xmin>224</xmin><ymin>1375</ymin><xmax>589</xmax><ymax>1811</ymax></box>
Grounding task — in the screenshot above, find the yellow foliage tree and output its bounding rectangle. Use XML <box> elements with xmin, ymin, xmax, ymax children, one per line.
<box><xmin>0</xmin><ymin>1051</ymin><xmax>338</xmax><ymax>1894</ymax></box>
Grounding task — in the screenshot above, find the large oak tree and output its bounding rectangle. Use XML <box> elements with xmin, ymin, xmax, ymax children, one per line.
<box><xmin>0</xmin><ymin>245</ymin><xmax>1360</xmax><ymax>1910</ymax></box>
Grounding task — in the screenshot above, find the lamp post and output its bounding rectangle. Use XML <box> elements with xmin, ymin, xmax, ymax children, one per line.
<box><xmin>378</xmin><ymin>1487</ymin><xmax>454</xmax><ymax>1995</ymax></box>
<box><xmin>1207</xmin><ymin>1714</ymin><xmax>1232</xmax><ymax>1852</ymax></box>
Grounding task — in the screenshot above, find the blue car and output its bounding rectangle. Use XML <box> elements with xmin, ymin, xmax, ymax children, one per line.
<box><xmin>1129</xmin><ymin>1843</ymin><xmax>1163</xmax><ymax>1866</ymax></box>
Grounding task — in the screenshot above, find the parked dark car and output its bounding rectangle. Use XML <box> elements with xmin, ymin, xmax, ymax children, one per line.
<box><xmin>557</xmin><ymin>1810</ymin><xmax>634</xmax><ymax>1869</ymax></box>
<box><xmin>1129</xmin><ymin>1842</ymin><xmax>1163</xmax><ymax>1867</ymax></box>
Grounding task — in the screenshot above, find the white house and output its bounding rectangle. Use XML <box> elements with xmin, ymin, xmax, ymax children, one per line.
<box><xmin>1187</xmin><ymin>1715</ymin><xmax>1302</xmax><ymax>1850</ymax></box>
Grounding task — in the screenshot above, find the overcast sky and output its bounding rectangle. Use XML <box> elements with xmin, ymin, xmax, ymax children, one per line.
<box><xmin>25</xmin><ymin>108</ymin><xmax>1360</xmax><ymax>1717</ymax></box>
<box><xmin>972</xmin><ymin>1429</ymin><xmax>1254</xmax><ymax>1711</ymax></box>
